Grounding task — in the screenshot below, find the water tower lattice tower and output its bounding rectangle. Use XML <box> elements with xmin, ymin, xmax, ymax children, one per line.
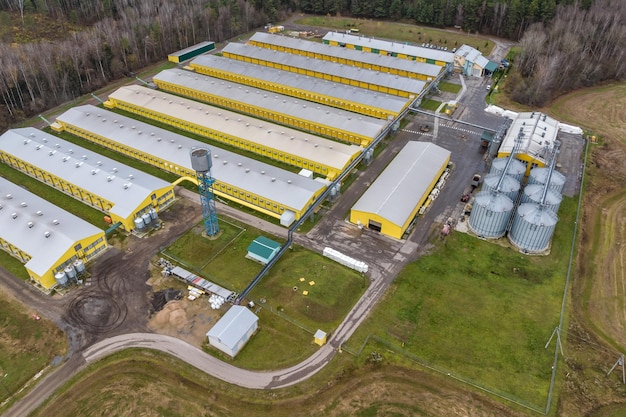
<box><xmin>190</xmin><ymin>148</ymin><xmax>219</xmax><ymax>237</ymax></box>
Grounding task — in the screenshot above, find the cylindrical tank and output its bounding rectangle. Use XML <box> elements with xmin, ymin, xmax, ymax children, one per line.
<box><xmin>468</xmin><ymin>191</ymin><xmax>514</xmax><ymax>239</ymax></box>
<box><xmin>73</xmin><ymin>259</ymin><xmax>85</xmax><ymax>274</ymax></box>
<box><xmin>190</xmin><ymin>148</ymin><xmax>211</xmax><ymax>172</ymax></box>
<box><xmin>134</xmin><ymin>217</ymin><xmax>145</xmax><ymax>231</ymax></box>
<box><xmin>142</xmin><ymin>212</ymin><xmax>152</xmax><ymax>226</ymax></box>
<box><xmin>509</xmin><ymin>203</ymin><xmax>558</xmax><ymax>253</ymax></box>
<box><xmin>482</xmin><ymin>173</ymin><xmax>520</xmax><ymax>202</ymax></box>
<box><xmin>527</xmin><ymin>167</ymin><xmax>566</xmax><ymax>194</ymax></box>
<box><xmin>521</xmin><ymin>184</ymin><xmax>562</xmax><ymax>213</ymax></box>
<box><xmin>149</xmin><ymin>208</ymin><xmax>158</xmax><ymax>221</ymax></box>
<box><xmin>490</xmin><ymin>157</ymin><xmax>526</xmax><ymax>182</ymax></box>
<box><xmin>55</xmin><ymin>271</ymin><xmax>68</xmax><ymax>286</ymax></box>
<box><xmin>64</xmin><ymin>264</ymin><xmax>76</xmax><ymax>279</ymax></box>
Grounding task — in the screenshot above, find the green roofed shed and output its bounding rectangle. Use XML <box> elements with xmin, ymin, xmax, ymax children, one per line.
<box><xmin>247</xmin><ymin>236</ymin><xmax>281</xmax><ymax>265</ymax></box>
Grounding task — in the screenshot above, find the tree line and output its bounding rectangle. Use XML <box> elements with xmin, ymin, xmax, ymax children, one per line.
<box><xmin>509</xmin><ymin>0</ymin><xmax>625</xmax><ymax>106</ymax></box>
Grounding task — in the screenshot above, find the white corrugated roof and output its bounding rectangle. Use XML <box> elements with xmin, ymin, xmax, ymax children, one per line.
<box><xmin>222</xmin><ymin>42</ymin><xmax>426</xmax><ymax>95</ymax></box>
<box><xmin>191</xmin><ymin>54</ymin><xmax>409</xmax><ymax>115</ymax></box>
<box><xmin>153</xmin><ymin>68</ymin><xmax>388</xmax><ymax>139</ymax></box>
<box><xmin>206</xmin><ymin>305</ymin><xmax>258</xmax><ymax>351</ymax></box>
<box><xmin>351</xmin><ymin>141</ymin><xmax>450</xmax><ymax>228</ymax></box>
<box><xmin>250</xmin><ymin>32</ymin><xmax>442</xmax><ymax>78</ymax></box>
<box><xmin>0</xmin><ymin>176</ymin><xmax>103</xmax><ymax>277</ymax></box>
<box><xmin>499</xmin><ymin>112</ymin><xmax>559</xmax><ymax>164</ymax></box>
<box><xmin>323</xmin><ymin>32</ymin><xmax>454</xmax><ymax>63</ymax></box>
<box><xmin>108</xmin><ymin>85</ymin><xmax>361</xmax><ymax>173</ymax></box>
<box><xmin>55</xmin><ymin>105</ymin><xmax>326</xmax><ymax>212</ymax></box>
<box><xmin>0</xmin><ymin>128</ymin><xmax>172</xmax><ymax>221</ymax></box>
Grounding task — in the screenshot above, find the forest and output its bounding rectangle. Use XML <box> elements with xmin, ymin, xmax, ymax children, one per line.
<box><xmin>0</xmin><ymin>0</ymin><xmax>623</xmax><ymax>132</ymax></box>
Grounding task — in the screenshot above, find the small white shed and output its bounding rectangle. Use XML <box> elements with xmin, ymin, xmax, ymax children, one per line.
<box><xmin>206</xmin><ymin>305</ymin><xmax>259</xmax><ymax>357</ymax></box>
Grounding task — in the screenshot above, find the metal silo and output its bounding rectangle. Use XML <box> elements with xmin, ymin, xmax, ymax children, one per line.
<box><xmin>468</xmin><ymin>191</ymin><xmax>514</xmax><ymax>239</ymax></box>
<box><xmin>508</xmin><ymin>203</ymin><xmax>558</xmax><ymax>253</ymax></box>
<box><xmin>482</xmin><ymin>173</ymin><xmax>520</xmax><ymax>202</ymax></box>
<box><xmin>521</xmin><ymin>184</ymin><xmax>562</xmax><ymax>213</ymax></box>
<box><xmin>528</xmin><ymin>167</ymin><xmax>566</xmax><ymax>194</ymax></box>
<box><xmin>490</xmin><ymin>157</ymin><xmax>526</xmax><ymax>182</ymax></box>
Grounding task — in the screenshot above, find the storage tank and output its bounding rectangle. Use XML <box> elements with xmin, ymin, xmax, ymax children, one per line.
<box><xmin>73</xmin><ymin>259</ymin><xmax>85</xmax><ymax>274</ymax></box>
<box><xmin>149</xmin><ymin>208</ymin><xmax>158</xmax><ymax>221</ymax></box>
<box><xmin>490</xmin><ymin>157</ymin><xmax>526</xmax><ymax>182</ymax></box>
<box><xmin>521</xmin><ymin>184</ymin><xmax>562</xmax><ymax>213</ymax></box>
<box><xmin>141</xmin><ymin>212</ymin><xmax>152</xmax><ymax>226</ymax></box>
<box><xmin>64</xmin><ymin>264</ymin><xmax>76</xmax><ymax>280</ymax></box>
<box><xmin>134</xmin><ymin>217</ymin><xmax>145</xmax><ymax>232</ymax></box>
<box><xmin>468</xmin><ymin>191</ymin><xmax>514</xmax><ymax>239</ymax></box>
<box><xmin>55</xmin><ymin>271</ymin><xmax>68</xmax><ymax>286</ymax></box>
<box><xmin>190</xmin><ymin>148</ymin><xmax>211</xmax><ymax>172</ymax></box>
<box><xmin>482</xmin><ymin>173</ymin><xmax>520</xmax><ymax>202</ymax></box>
<box><xmin>528</xmin><ymin>167</ymin><xmax>566</xmax><ymax>194</ymax></box>
<box><xmin>509</xmin><ymin>203</ymin><xmax>558</xmax><ymax>253</ymax></box>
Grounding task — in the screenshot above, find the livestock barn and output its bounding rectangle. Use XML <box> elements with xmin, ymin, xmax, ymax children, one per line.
<box><xmin>167</xmin><ymin>41</ymin><xmax>215</xmax><ymax>64</ymax></box>
<box><xmin>53</xmin><ymin>105</ymin><xmax>327</xmax><ymax>226</ymax></box>
<box><xmin>350</xmin><ymin>142</ymin><xmax>451</xmax><ymax>239</ymax></box>
<box><xmin>0</xmin><ymin>128</ymin><xmax>176</xmax><ymax>232</ymax></box>
<box><xmin>206</xmin><ymin>305</ymin><xmax>259</xmax><ymax>357</ymax></box>
<box><xmin>0</xmin><ymin>176</ymin><xmax>108</xmax><ymax>291</ymax></box>
<box><xmin>190</xmin><ymin>54</ymin><xmax>411</xmax><ymax>120</ymax></box>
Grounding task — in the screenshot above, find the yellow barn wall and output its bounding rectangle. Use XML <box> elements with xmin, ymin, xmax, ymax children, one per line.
<box><xmin>496</xmin><ymin>151</ymin><xmax>546</xmax><ymax>176</ymax></box>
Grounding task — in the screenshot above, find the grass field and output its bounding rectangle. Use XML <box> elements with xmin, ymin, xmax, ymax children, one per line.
<box><xmin>296</xmin><ymin>16</ymin><xmax>495</xmax><ymax>54</ymax></box>
<box><xmin>0</xmin><ymin>293</ymin><xmax>67</xmax><ymax>407</ymax></box>
<box><xmin>347</xmin><ymin>196</ymin><xmax>577</xmax><ymax>409</ymax></box>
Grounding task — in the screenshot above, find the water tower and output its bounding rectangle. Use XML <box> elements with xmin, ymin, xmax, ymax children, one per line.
<box><xmin>190</xmin><ymin>147</ymin><xmax>219</xmax><ymax>237</ymax></box>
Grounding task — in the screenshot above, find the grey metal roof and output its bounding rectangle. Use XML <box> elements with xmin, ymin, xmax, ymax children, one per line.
<box><xmin>351</xmin><ymin>141</ymin><xmax>450</xmax><ymax>228</ymax></box>
<box><xmin>0</xmin><ymin>176</ymin><xmax>104</xmax><ymax>277</ymax></box>
<box><xmin>55</xmin><ymin>105</ymin><xmax>326</xmax><ymax>212</ymax></box>
<box><xmin>108</xmin><ymin>85</ymin><xmax>362</xmax><ymax>173</ymax></box>
<box><xmin>0</xmin><ymin>128</ymin><xmax>172</xmax><ymax>221</ymax></box>
<box><xmin>153</xmin><ymin>68</ymin><xmax>388</xmax><ymax>139</ymax></box>
<box><xmin>206</xmin><ymin>305</ymin><xmax>258</xmax><ymax>351</ymax></box>
<box><xmin>250</xmin><ymin>32</ymin><xmax>442</xmax><ymax>79</ymax></box>
<box><xmin>499</xmin><ymin>112</ymin><xmax>559</xmax><ymax>164</ymax></box>
<box><xmin>191</xmin><ymin>54</ymin><xmax>409</xmax><ymax>115</ymax></box>
<box><xmin>323</xmin><ymin>32</ymin><xmax>454</xmax><ymax>63</ymax></box>
<box><xmin>222</xmin><ymin>42</ymin><xmax>426</xmax><ymax>95</ymax></box>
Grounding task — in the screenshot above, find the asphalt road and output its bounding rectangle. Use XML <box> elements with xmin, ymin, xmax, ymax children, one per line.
<box><xmin>2</xmin><ymin>42</ymin><xmax>521</xmax><ymax>417</ymax></box>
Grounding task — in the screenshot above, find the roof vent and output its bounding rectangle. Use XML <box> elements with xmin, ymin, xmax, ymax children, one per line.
<box><xmin>44</xmin><ymin>231</ymin><xmax>51</xmax><ymax>238</ymax></box>
<box><xmin>36</xmin><ymin>145</ymin><xmax>43</xmax><ymax>150</ymax></box>
<box><xmin>112</xmin><ymin>167</ymin><xmax>118</xmax><ymax>173</ymax></box>
<box><xmin>6</xmin><ymin>194</ymin><xmax>12</xmax><ymax>199</ymax></box>
<box><xmin>48</xmin><ymin>150</ymin><xmax>56</xmax><ymax>156</ymax></box>
<box><xmin>82</xmin><ymin>155</ymin><xmax>88</xmax><ymax>160</ymax></box>
<box><xmin>0</xmin><ymin>204</ymin><xmax>3</xmax><ymax>210</ymax></box>
<box><xmin>261</xmin><ymin>170</ymin><xmax>265</xmax><ymax>175</ymax></box>
<box><xmin>287</xmin><ymin>180</ymin><xmax>292</xmax><ymax>184</ymax></box>
<box><xmin>55</xmin><ymin>143</ymin><xmax>60</xmax><ymax>148</ymax></box>
<box><xmin>245</xmin><ymin>168</ymin><xmax>250</xmax><ymax>173</ymax></box>
<box><xmin>20</xmin><ymin>202</ymin><xmax>27</xmax><ymax>207</ymax></box>
<box><xmin>62</xmin><ymin>156</ymin><xmax>70</xmax><ymax>162</ymax></box>
<box><xmin>238</xmin><ymin>162</ymin><xmax>242</xmax><ymax>167</ymax></box>
<box><xmin>53</xmin><ymin>219</ymin><xmax>59</xmax><ymax>225</ymax></box>
<box><xmin>271</xmin><ymin>178</ymin><xmax>276</xmax><ymax>182</ymax></box>
<box><xmin>11</xmin><ymin>212</ymin><xmax>17</xmax><ymax>219</ymax></box>
<box><xmin>123</xmin><ymin>183</ymin><xmax>131</xmax><ymax>190</ymax></box>
<box><xmin>178</xmin><ymin>145</ymin><xmax>182</xmax><ymax>149</ymax></box>
<box><xmin>27</xmin><ymin>222</ymin><xmax>34</xmax><ymax>228</ymax></box>
<box><xmin>97</xmin><ymin>161</ymin><xmax>102</xmax><ymax>166</ymax></box>
<box><xmin>128</xmin><ymin>174</ymin><xmax>134</xmax><ymax>180</ymax></box>
<box><xmin>91</xmin><ymin>169</ymin><xmax>98</xmax><ymax>175</ymax></box>
<box><xmin>75</xmin><ymin>162</ymin><xmax>82</xmax><ymax>168</ymax></box>
<box><xmin>36</xmin><ymin>210</ymin><xmax>43</xmax><ymax>216</ymax></box>
<box><xmin>223</xmin><ymin>160</ymin><xmax>227</xmax><ymax>165</ymax></box>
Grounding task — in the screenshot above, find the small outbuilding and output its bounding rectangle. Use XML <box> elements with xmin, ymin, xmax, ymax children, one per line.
<box><xmin>206</xmin><ymin>305</ymin><xmax>259</xmax><ymax>358</ymax></box>
<box><xmin>314</xmin><ymin>329</ymin><xmax>327</xmax><ymax>346</ymax></box>
<box><xmin>246</xmin><ymin>236</ymin><xmax>281</xmax><ymax>265</ymax></box>
<box><xmin>168</xmin><ymin>41</ymin><xmax>215</xmax><ymax>63</ymax></box>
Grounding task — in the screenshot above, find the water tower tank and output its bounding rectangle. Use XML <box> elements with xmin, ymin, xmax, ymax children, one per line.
<box><xmin>521</xmin><ymin>184</ymin><xmax>562</xmax><ymax>213</ymax></box>
<box><xmin>142</xmin><ymin>212</ymin><xmax>152</xmax><ymax>226</ymax></box>
<box><xmin>190</xmin><ymin>148</ymin><xmax>212</xmax><ymax>172</ymax></box>
<box><xmin>134</xmin><ymin>217</ymin><xmax>145</xmax><ymax>232</ymax></box>
<box><xmin>64</xmin><ymin>264</ymin><xmax>77</xmax><ymax>279</ymax></box>
<box><xmin>508</xmin><ymin>203</ymin><xmax>558</xmax><ymax>253</ymax></box>
<box><xmin>149</xmin><ymin>208</ymin><xmax>158</xmax><ymax>221</ymax></box>
<box><xmin>528</xmin><ymin>167</ymin><xmax>566</xmax><ymax>194</ymax></box>
<box><xmin>73</xmin><ymin>259</ymin><xmax>85</xmax><ymax>274</ymax></box>
<box><xmin>482</xmin><ymin>173</ymin><xmax>520</xmax><ymax>202</ymax></box>
<box><xmin>55</xmin><ymin>271</ymin><xmax>68</xmax><ymax>286</ymax></box>
<box><xmin>490</xmin><ymin>157</ymin><xmax>526</xmax><ymax>182</ymax></box>
<box><xmin>468</xmin><ymin>191</ymin><xmax>514</xmax><ymax>239</ymax></box>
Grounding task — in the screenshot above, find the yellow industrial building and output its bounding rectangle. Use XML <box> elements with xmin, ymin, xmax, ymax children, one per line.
<box><xmin>497</xmin><ymin>112</ymin><xmax>560</xmax><ymax>176</ymax></box>
<box><xmin>104</xmin><ymin>85</ymin><xmax>362</xmax><ymax>180</ymax></box>
<box><xmin>323</xmin><ymin>32</ymin><xmax>454</xmax><ymax>66</ymax></box>
<box><xmin>220</xmin><ymin>42</ymin><xmax>426</xmax><ymax>98</ymax></box>
<box><xmin>0</xmin><ymin>176</ymin><xmax>108</xmax><ymax>291</ymax></box>
<box><xmin>53</xmin><ymin>105</ymin><xmax>327</xmax><ymax>226</ymax></box>
<box><xmin>350</xmin><ymin>142</ymin><xmax>450</xmax><ymax>239</ymax></box>
<box><xmin>0</xmin><ymin>128</ymin><xmax>176</xmax><ymax>231</ymax></box>
<box><xmin>248</xmin><ymin>32</ymin><xmax>443</xmax><ymax>81</ymax></box>
<box><xmin>190</xmin><ymin>54</ymin><xmax>411</xmax><ymax>120</ymax></box>
<box><xmin>152</xmin><ymin>68</ymin><xmax>388</xmax><ymax>147</ymax></box>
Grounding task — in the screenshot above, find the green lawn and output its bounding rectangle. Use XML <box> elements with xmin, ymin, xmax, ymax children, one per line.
<box><xmin>349</xmin><ymin>197</ymin><xmax>578</xmax><ymax>408</ymax></box>
<box><xmin>420</xmin><ymin>99</ymin><xmax>443</xmax><ymax>111</ymax></box>
<box><xmin>439</xmin><ymin>82</ymin><xmax>462</xmax><ymax>94</ymax></box>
